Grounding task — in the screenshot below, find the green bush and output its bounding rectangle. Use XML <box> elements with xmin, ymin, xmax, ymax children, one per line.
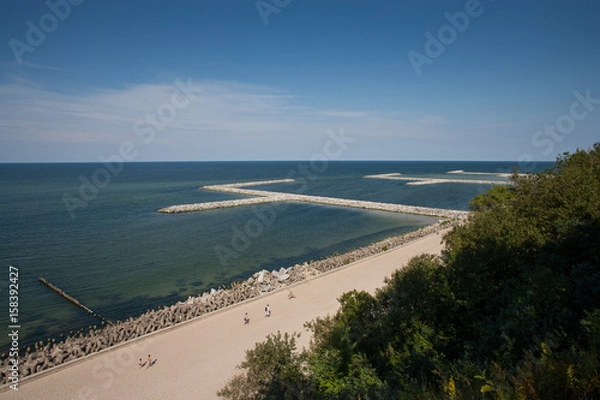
<box><xmin>220</xmin><ymin>144</ymin><xmax>600</xmax><ymax>399</ymax></box>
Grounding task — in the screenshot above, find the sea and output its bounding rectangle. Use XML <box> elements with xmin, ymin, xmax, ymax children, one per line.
<box><xmin>0</xmin><ymin>161</ymin><xmax>551</xmax><ymax>352</ymax></box>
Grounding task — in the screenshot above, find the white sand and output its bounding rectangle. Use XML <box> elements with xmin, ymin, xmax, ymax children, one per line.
<box><xmin>0</xmin><ymin>232</ymin><xmax>445</xmax><ymax>400</ymax></box>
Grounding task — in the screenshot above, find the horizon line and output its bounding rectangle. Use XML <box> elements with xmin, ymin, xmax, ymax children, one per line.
<box><xmin>0</xmin><ymin>159</ymin><xmax>556</xmax><ymax>165</ymax></box>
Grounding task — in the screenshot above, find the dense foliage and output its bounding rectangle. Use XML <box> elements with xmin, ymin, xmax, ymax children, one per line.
<box><xmin>219</xmin><ymin>144</ymin><xmax>600</xmax><ymax>399</ymax></box>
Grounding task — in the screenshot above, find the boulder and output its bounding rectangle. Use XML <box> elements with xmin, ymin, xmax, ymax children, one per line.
<box><xmin>257</xmin><ymin>270</ymin><xmax>266</xmax><ymax>283</ymax></box>
<box><xmin>277</xmin><ymin>273</ymin><xmax>290</xmax><ymax>282</ymax></box>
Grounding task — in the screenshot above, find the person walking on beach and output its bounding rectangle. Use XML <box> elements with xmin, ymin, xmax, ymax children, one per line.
<box><xmin>244</xmin><ymin>312</ymin><xmax>250</xmax><ymax>324</ymax></box>
<box><xmin>264</xmin><ymin>304</ymin><xmax>271</xmax><ymax>317</ymax></box>
<box><xmin>139</xmin><ymin>358</ymin><xmax>144</xmax><ymax>368</ymax></box>
<box><xmin>147</xmin><ymin>354</ymin><xmax>152</xmax><ymax>369</ymax></box>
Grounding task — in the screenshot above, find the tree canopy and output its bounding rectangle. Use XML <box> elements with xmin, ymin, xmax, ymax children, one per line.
<box><xmin>219</xmin><ymin>143</ymin><xmax>600</xmax><ymax>399</ymax></box>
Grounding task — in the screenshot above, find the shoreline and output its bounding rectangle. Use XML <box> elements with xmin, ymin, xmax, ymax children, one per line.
<box><xmin>0</xmin><ymin>219</ymin><xmax>461</xmax><ymax>390</ymax></box>
<box><xmin>0</xmin><ymin>225</ymin><xmax>452</xmax><ymax>399</ymax></box>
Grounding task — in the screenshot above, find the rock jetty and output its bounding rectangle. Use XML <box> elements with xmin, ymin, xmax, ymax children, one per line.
<box><xmin>157</xmin><ymin>179</ymin><xmax>468</xmax><ymax>218</ymax></box>
<box><xmin>0</xmin><ymin>221</ymin><xmax>458</xmax><ymax>386</ymax></box>
<box><xmin>158</xmin><ymin>196</ymin><xmax>284</xmax><ymax>213</ymax></box>
<box><xmin>213</xmin><ymin>179</ymin><xmax>295</xmax><ymax>187</ymax></box>
<box><xmin>364</xmin><ymin>173</ymin><xmax>512</xmax><ymax>186</ymax></box>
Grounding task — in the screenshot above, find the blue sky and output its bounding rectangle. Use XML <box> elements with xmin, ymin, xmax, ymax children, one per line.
<box><xmin>0</xmin><ymin>0</ymin><xmax>599</xmax><ymax>162</ymax></box>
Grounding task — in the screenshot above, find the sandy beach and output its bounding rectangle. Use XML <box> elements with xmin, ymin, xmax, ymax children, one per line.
<box><xmin>0</xmin><ymin>231</ymin><xmax>445</xmax><ymax>400</ymax></box>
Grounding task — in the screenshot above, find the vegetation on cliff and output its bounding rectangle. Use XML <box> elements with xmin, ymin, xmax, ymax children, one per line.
<box><xmin>219</xmin><ymin>144</ymin><xmax>600</xmax><ymax>399</ymax></box>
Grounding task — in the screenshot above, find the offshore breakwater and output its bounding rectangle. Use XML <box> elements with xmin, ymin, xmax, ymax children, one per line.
<box><xmin>364</xmin><ymin>173</ymin><xmax>513</xmax><ymax>186</ymax></box>
<box><xmin>158</xmin><ymin>179</ymin><xmax>468</xmax><ymax>219</ymax></box>
<box><xmin>0</xmin><ymin>222</ymin><xmax>455</xmax><ymax>386</ymax></box>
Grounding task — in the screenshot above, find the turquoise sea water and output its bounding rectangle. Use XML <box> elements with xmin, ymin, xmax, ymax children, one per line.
<box><xmin>0</xmin><ymin>161</ymin><xmax>551</xmax><ymax>351</ymax></box>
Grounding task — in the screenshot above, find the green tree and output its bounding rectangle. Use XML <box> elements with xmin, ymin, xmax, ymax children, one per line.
<box><xmin>217</xmin><ymin>332</ymin><xmax>309</xmax><ymax>400</ymax></box>
<box><xmin>220</xmin><ymin>144</ymin><xmax>600</xmax><ymax>399</ymax></box>
<box><xmin>305</xmin><ymin>291</ymin><xmax>384</xmax><ymax>399</ymax></box>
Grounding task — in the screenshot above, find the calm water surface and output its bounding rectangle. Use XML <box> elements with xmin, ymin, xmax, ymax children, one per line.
<box><xmin>0</xmin><ymin>161</ymin><xmax>550</xmax><ymax>351</ymax></box>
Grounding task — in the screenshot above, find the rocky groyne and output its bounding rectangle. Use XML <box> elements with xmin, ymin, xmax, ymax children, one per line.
<box><xmin>158</xmin><ymin>180</ymin><xmax>468</xmax><ymax>219</ymax></box>
<box><xmin>364</xmin><ymin>173</ymin><xmax>512</xmax><ymax>186</ymax></box>
<box><xmin>158</xmin><ymin>196</ymin><xmax>284</xmax><ymax>213</ymax></box>
<box><xmin>0</xmin><ymin>221</ymin><xmax>458</xmax><ymax>386</ymax></box>
<box><xmin>212</xmin><ymin>179</ymin><xmax>295</xmax><ymax>187</ymax></box>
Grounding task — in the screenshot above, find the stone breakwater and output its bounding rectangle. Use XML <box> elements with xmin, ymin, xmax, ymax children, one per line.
<box><xmin>215</xmin><ymin>179</ymin><xmax>295</xmax><ymax>187</ymax></box>
<box><xmin>0</xmin><ymin>221</ymin><xmax>456</xmax><ymax>386</ymax></box>
<box><xmin>447</xmin><ymin>170</ymin><xmax>511</xmax><ymax>177</ymax></box>
<box><xmin>158</xmin><ymin>196</ymin><xmax>284</xmax><ymax>213</ymax></box>
<box><xmin>157</xmin><ymin>179</ymin><xmax>468</xmax><ymax>219</ymax></box>
<box><xmin>364</xmin><ymin>173</ymin><xmax>512</xmax><ymax>186</ymax></box>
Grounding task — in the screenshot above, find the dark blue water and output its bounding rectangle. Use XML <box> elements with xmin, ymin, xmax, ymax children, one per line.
<box><xmin>0</xmin><ymin>161</ymin><xmax>550</xmax><ymax>351</ymax></box>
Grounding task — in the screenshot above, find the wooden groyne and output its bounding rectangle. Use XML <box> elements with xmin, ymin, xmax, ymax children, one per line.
<box><xmin>38</xmin><ymin>277</ymin><xmax>113</xmax><ymax>325</ymax></box>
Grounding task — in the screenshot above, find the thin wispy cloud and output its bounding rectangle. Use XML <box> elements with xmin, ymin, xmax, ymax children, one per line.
<box><xmin>0</xmin><ymin>78</ymin><xmax>449</xmax><ymax>161</ymax></box>
<box><xmin>0</xmin><ymin>60</ymin><xmax>68</xmax><ymax>72</ymax></box>
<box><xmin>316</xmin><ymin>110</ymin><xmax>368</xmax><ymax>118</ymax></box>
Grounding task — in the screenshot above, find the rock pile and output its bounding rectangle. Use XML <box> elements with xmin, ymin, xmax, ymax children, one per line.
<box><xmin>364</xmin><ymin>173</ymin><xmax>511</xmax><ymax>186</ymax></box>
<box><xmin>158</xmin><ymin>181</ymin><xmax>468</xmax><ymax>219</ymax></box>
